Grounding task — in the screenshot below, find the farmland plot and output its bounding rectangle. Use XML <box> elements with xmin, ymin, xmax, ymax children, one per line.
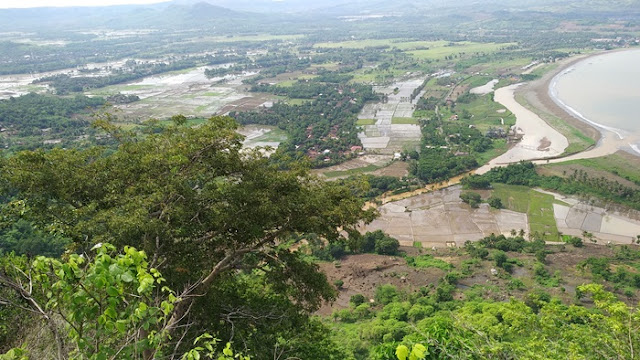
<box><xmin>357</xmin><ymin>77</ymin><xmax>425</xmax><ymax>153</ymax></box>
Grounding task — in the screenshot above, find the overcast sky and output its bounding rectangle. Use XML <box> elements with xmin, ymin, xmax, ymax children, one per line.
<box><xmin>0</xmin><ymin>0</ymin><xmax>167</xmax><ymax>8</ymax></box>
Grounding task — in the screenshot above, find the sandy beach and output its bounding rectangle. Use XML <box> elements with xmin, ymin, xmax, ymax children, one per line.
<box><xmin>475</xmin><ymin>83</ymin><xmax>568</xmax><ymax>174</ymax></box>
<box><xmin>478</xmin><ymin>50</ymin><xmax>640</xmax><ymax>173</ymax></box>
<box><xmin>526</xmin><ymin>50</ymin><xmax>640</xmax><ymax>161</ymax></box>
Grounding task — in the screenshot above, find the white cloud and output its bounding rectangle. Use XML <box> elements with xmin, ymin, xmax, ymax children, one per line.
<box><xmin>0</xmin><ymin>0</ymin><xmax>167</xmax><ymax>8</ymax></box>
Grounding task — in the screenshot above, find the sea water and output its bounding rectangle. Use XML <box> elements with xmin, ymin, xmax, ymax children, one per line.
<box><xmin>550</xmin><ymin>49</ymin><xmax>640</xmax><ymax>152</ymax></box>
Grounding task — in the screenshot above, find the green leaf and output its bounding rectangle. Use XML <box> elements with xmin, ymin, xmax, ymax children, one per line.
<box><xmin>396</xmin><ymin>345</ymin><xmax>409</xmax><ymax>360</ymax></box>
<box><xmin>121</xmin><ymin>272</ymin><xmax>134</xmax><ymax>283</ymax></box>
<box><xmin>106</xmin><ymin>286</ymin><xmax>119</xmax><ymax>297</ymax></box>
<box><xmin>116</xmin><ymin>320</ymin><xmax>127</xmax><ymax>334</ymax></box>
<box><xmin>412</xmin><ymin>344</ymin><xmax>427</xmax><ymax>358</ymax></box>
<box><xmin>104</xmin><ymin>307</ymin><xmax>117</xmax><ymax>319</ymax></box>
<box><xmin>222</xmin><ymin>343</ymin><xmax>233</xmax><ymax>356</ymax></box>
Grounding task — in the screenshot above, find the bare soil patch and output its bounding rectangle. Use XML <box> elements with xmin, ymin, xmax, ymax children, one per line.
<box><xmin>370</xmin><ymin>161</ymin><xmax>409</xmax><ymax>177</ymax></box>
<box><xmin>317</xmin><ymin>243</ymin><xmax>638</xmax><ymax>316</ymax></box>
<box><xmin>217</xmin><ymin>93</ymin><xmax>274</xmax><ymax>114</ymax></box>
<box><xmin>317</xmin><ymin>251</ymin><xmax>449</xmax><ymax>315</ymax></box>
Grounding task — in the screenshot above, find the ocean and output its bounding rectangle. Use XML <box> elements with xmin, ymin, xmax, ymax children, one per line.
<box><xmin>550</xmin><ymin>49</ymin><xmax>640</xmax><ymax>152</ymax></box>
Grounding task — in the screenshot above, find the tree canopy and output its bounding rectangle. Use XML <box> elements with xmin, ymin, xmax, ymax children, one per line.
<box><xmin>0</xmin><ymin>116</ymin><xmax>375</xmax><ymax>358</ymax></box>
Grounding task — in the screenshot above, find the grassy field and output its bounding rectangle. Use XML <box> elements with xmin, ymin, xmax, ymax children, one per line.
<box><xmin>455</xmin><ymin>94</ymin><xmax>517</xmax><ymax>131</ymax></box>
<box><xmin>540</xmin><ymin>153</ymin><xmax>640</xmax><ymax>185</ymax></box>
<box><xmin>391</xmin><ymin>117</ymin><xmax>419</xmax><ymax>124</ymax></box>
<box><xmin>277</xmin><ymin>74</ymin><xmax>317</xmax><ymax>87</ymax></box>
<box><xmin>464</xmin><ymin>75</ymin><xmax>495</xmax><ymax>88</ymax></box>
<box><xmin>200</xmin><ymin>34</ymin><xmax>304</xmax><ymax>43</ymax></box>
<box><xmin>472</xmin><ymin>57</ymin><xmax>532</xmax><ymax>75</ymax></box>
<box><xmin>322</xmin><ymin>164</ymin><xmax>381</xmax><ymax>178</ymax></box>
<box><xmin>475</xmin><ymin>140</ymin><xmax>509</xmax><ymax>165</ymax></box>
<box><xmin>350</xmin><ymin>68</ymin><xmax>405</xmax><ymax>83</ymax></box>
<box><xmin>406</xmin><ymin>42</ymin><xmax>516</xmax><ymax>61</ymax></box>
<box><xmin>356</xmin><ymin>118</ymin><xmax>376</xmax><ymax>125</ymax></box>
<box><xmin>491</xmin><ymin>184</ymin><xmax>559</xmax><ymax>240</ymax></box>
<box><xmin>249</xmin><ymin>127</ymin><xmax>289</xmax><ymax>142</ymax></box>
<box><xmin>314</xmin><ymin>39</ymin><xmax>450</xmax><ymax>50</ymax></box>
<box><xmin>286</xmin><ymin>98</ymin><xmax>310</xmax><ymax>106</ymax></box>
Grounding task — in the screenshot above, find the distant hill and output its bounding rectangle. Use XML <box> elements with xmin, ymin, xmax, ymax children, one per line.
<box><xmin>168</xmin><ymin>0</ymin><xmax>640</xmax><ymax>15</ymax></box>
<box><xmin>0</xmin><ymin>2</ymin><xmax>255</xmax><ymax>32</ymax></box>
<box><xmin>0</xmin><ymin>0</ymin><xmax>637</xmax><ymax>33</ymax></box>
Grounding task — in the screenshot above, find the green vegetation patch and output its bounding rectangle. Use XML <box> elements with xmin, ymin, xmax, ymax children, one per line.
<box><xmin>542</xmin><ymin>154</ymin><xmax>640</xmax><ymax>186</ymax></box>
<box><xmin>492</xmin><ymin>184</ymin><xmax>558</xmax><ymax>240</ymax></box>
<box><xmin>391</xmin><ymin>117</ymin><xmax>419</xmax><ymax>125</ymax></box>
<box><xmin>314</xmin><ymin>39</ymin><xmax>449</xmax><ymax>50</ymax></box>
<box><xmin>356</xmin><ymin>118</ymin><xmax>377</xmax><ymax>126</ymax></box>
<box><xmin>405</xmin><ymin>254</ymin><xmax>454</xmax><ymax>271</ymax></box>
<box><xmin>323</xmin><ymin>164</ymin><xmax>381</xmax><ymax>178</ymax></box>
<box><xmin>407</xmin><ymin>42</ymin><xmax>516</xmax><ymax>60</ymax></box>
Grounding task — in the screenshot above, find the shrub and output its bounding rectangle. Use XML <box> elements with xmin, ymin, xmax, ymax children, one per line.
<box><xmin>460</xmin><ymin>191</ymin><xmax>482</xmax><ymax>208</ymax></box>
<box><xmin>375</xmin><ymin>284</ymin><xmax>400</xmax><ymax>305</ymax></box>
<box><xmin>566</xmin><ymin>236</ymin><xmax>583</xmax><ymax>247</ymax></box>
<box><xmin>375</xmin><ymin>235</ymin><xmax>400</xmax><ymax>255</ymax></box>
<box><xmin>408</xmin><ymin>304</ymin><xmax>434</xmax><ymax>322</ymax></box>
<box><xmin>487</xmin><ymin>196</ymin><xmax>502</xmax><ymax>209</ymax></box>
<box><xmin>350</xmin><ymin>294</ymin><xmax>366</xmax><ymax>307</ymax></box>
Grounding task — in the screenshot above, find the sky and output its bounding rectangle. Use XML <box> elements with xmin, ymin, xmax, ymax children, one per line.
<box><xmin>0</xmin><ymin>0</ymin><xmax>167</xmax><ymax>8</ymax></box>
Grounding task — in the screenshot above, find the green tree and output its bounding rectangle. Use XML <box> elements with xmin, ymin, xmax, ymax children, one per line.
<box><xmin>375</xmin><ymin>235</ymin><xmax>400</xmax><ymax>255</ymax></box>
<box><xmin>487</xmin><ymin>196</ymin><xmax>502</xmax><ymax>209</ymax></box>
<box><xmin>0</xmin><ymin>116</ymin><xmax>375</xmax><ymax>357</ymax></box>
<box><xmin>375</xmin><ymin>284</ymin><xmax>400</xmax><ymax>305</ymax></box>
<box><xmin>460</xmin><ymin>192</ymin><xmax>482</xmax><ymax>208</ymax></box>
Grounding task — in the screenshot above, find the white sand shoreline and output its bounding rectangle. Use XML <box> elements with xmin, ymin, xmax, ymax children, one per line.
<box><xmin>475</xmin><ymin>83</ymin><xmax>568</xmax><ymax>174</ymax></box>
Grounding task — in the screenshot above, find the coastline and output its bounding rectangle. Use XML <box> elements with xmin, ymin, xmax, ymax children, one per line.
<box><xmin>518</xmin><ymin>49</ymin><xmax>640</xmax><ymax>160</ymax></box>
<box><xmin>475</xmin><ymin>84</ymin><xmax>569</xmax><ymax>174</ymax></box>
<box><xmin>520</xmin><ymin>52</ymin><xmax>603</xmax><ymax>145</ymax></box>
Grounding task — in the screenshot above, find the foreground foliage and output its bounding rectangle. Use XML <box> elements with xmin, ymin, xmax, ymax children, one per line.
<box><xmin>0</xmin><ymin>244</ymin><xmax>250</xmax><ymax>360</ymax></box>
<box><xmin>0</xmin><ymin>116</ymin><xmax>374</xmax><ymax>358</ymax></box>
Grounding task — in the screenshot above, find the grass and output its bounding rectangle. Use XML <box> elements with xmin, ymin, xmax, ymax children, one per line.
<box><xmin>406</xmin><ymin>42</ymin><xmax>516</xmax><ymax>61</ymax></box>
<box><xmin>286</xmin><ymin>98</ymin><xmax>310</xmax><ymax>106</ymax></box>
<box><xmin>314</xmin><ymin>39</ymin><xmax>450</xmax><ymax>50</ymax></box>
<box><xmin>356</xmin><ymin>118</ymin><xmax>376</xmax><ymax>126</ymax></box>
<box><xmin>492</xmin><ymin>184</ymin><xmax>559</xmax><ymax>240</ymax></box>
<box><xmin>405</xmin><ymin>255</ymin><xmax>453</xmax><ymax>271</ymax></box>
<box><xmin>310</xmin><ymin>62</ymin><xmax>341</xmax><ymax>70</ymax></box>
<box><xmin>277</xmin><ymin>80</ymin><xmax>297</xmax><ymax>87</ymax></box>
<box><xmin>541</xmin><ymin>153</ymin><xmax>640</xmax><ymax>185</ymax></box>
<box><xmin>465</xmin><ymin>76</ymin><xmax>495</xmax><ymax>88</ymax></box>
<box><xmin>322</xmin><ymin>164</ymin><xmax>381</xmax><ymax>178</ymax></box>
<box><xmin>250</xmin><ymin>128</ymin><xmax>288</xmax><ymax>142</ymax></box>
<box><xmin>454</xmin><ymin>93</ymin><xmax>517</xmax><ymax>132</ymax></box>
<box><xmin>472</xmin><ymin>57</ymin><xmax>532</xmax><ymax>74</ymax></box>
<box><xmin>200</xmin><ymin>34</ymin><xmax>304</xmax><ymax>43</ymax></box>
<box><xmin>475</xmin><ymin>140</ymin><xmax>509</xmax><ymax>165</ymax></box>
<box><xmin>350</xmin><ymin>68</ymin><xmax>405</xmax><ymax>83</ymax></box>
<box><xmin>391</xmin><ymin>117</ymin><xmax>419</xmax><ymax>125</ymax></box>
